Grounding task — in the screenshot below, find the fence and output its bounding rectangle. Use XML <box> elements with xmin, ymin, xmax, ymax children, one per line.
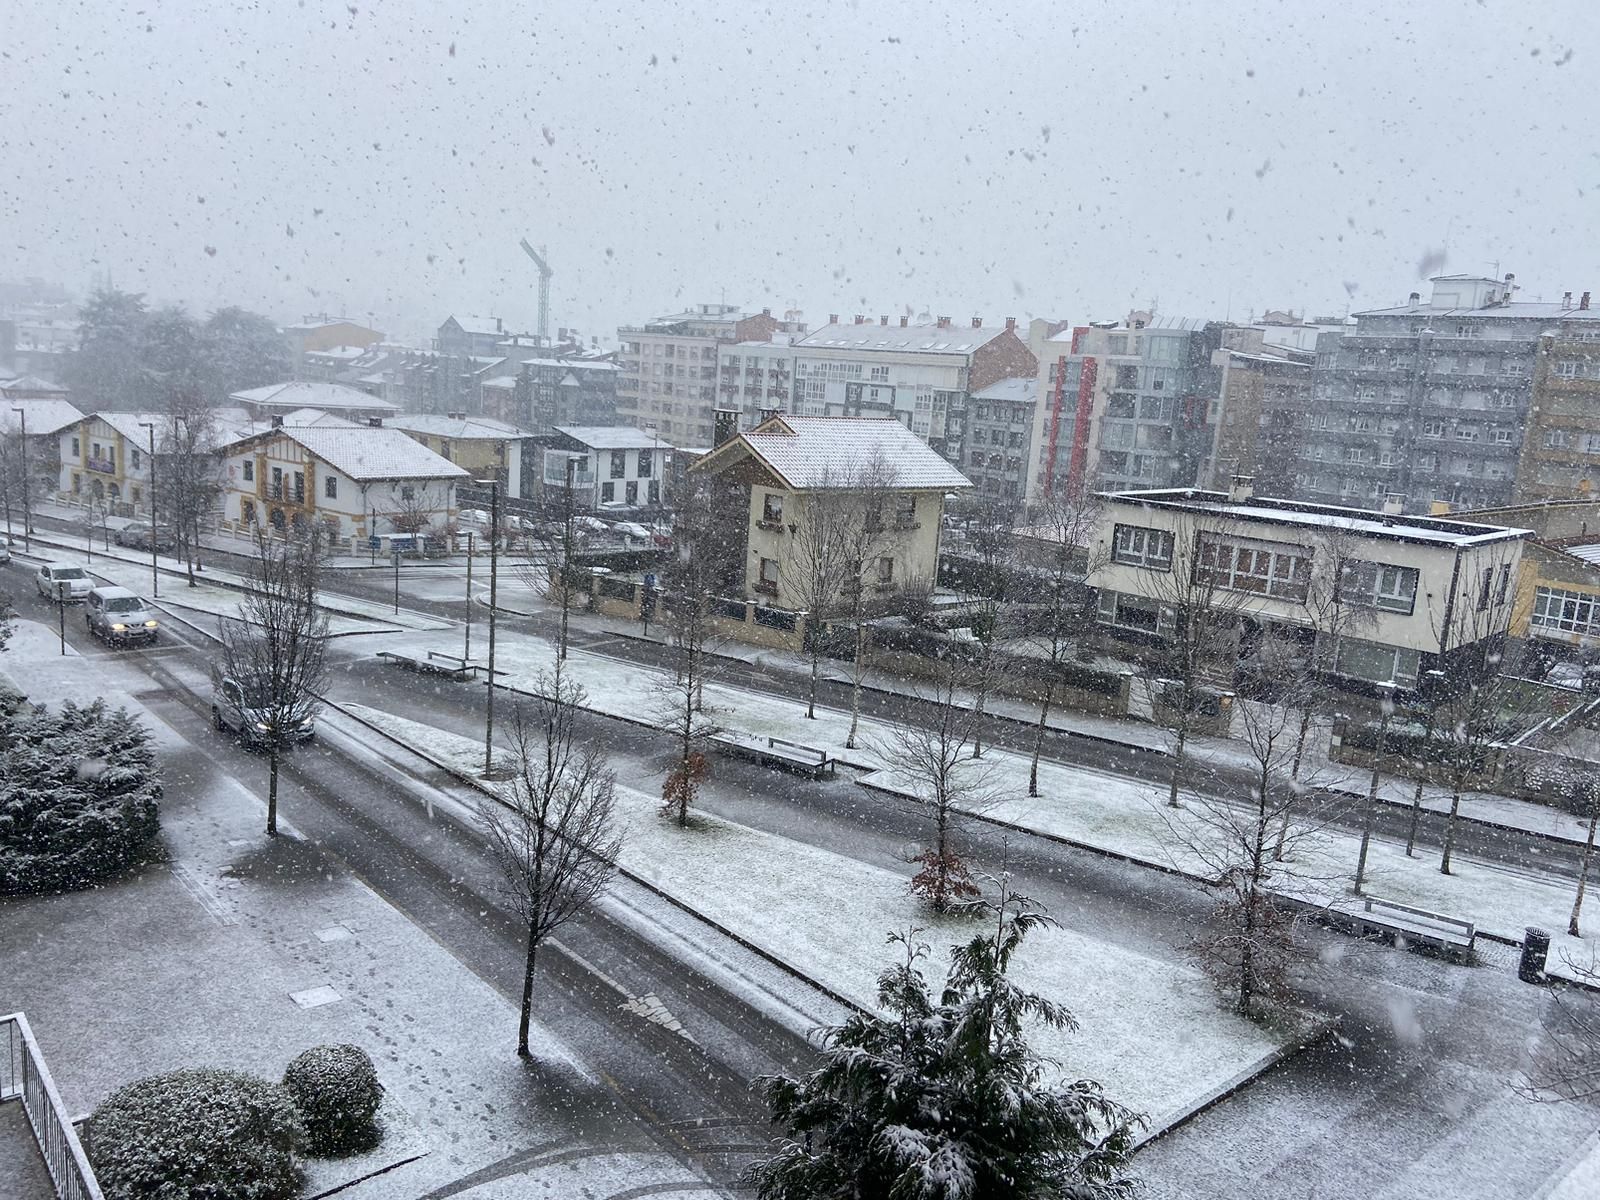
<box><xmin>0</xmin><ymin>1012</ymin><xmax>103</xmax><ymax>1200</ymax></box>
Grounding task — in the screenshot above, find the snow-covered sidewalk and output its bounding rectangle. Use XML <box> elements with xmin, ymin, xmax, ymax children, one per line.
<box><xmin>338</xmin><ymin>702</ymin><xmax>1314</xmax><ymax>1131</ymax></box>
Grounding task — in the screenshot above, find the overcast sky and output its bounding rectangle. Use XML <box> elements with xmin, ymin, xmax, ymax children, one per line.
<box><xmin>5</xmin><ymin>1</ymin><xmax>1597</xmax><ymax>344</ymax></box>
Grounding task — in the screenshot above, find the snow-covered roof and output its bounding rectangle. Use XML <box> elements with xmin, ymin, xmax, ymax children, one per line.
<box><xmin>0</xmin><ymin>397</ymin><xmax>83</xmax><ymax>435</ymax></box>
<box><xmin>1564</xmin><ymin>542</ymin><xmax>1600</xmax><ymax>567</ymax></box>
<box><xmin>480</xmin><ymin>375</ymin><xmax>519</xmax><ymax>391</ymax></box>
<box><xmin>447</xmin><ymin>316</ymin><xmax>508</xmax><ymax>337</ymax></box>
<box><xmin>794</xmin><ymin>322</ymin><xmax>1014</xmax><ymax>357</ymax></box>
<box><xmin>971</xmin><ymin>376</ymin><xmax>1037</xmax><ymax>405</ymax></box>
<box><xmin>1105</xmin><ymin>489</ymin><xmax>1531</xmax><ymax>549</ymax></box>
<box><xmin>89</xmin><ymin>411</ymin><xmax>166</xmax><ymax>444</ymax></box>
<box><xmin>704</xmin><ymin>416</ymin><xmax>972</xmax><ymax>492</ymax></box>
<box><xmin>1</xmin><ymin>375</ymin><xmax>71</xmax><ymax>397</ymax></box>
<box><xmin>280</xmin><ymin>407</ymin><xmax>357</xmax><ymax>428</ymax></box>
<box><xmin>1356</xmin><ymin>299</ymin><xmax>1600</xmax><ymax>322</ymax></box>
<box><xmin>226</xmin><ymin>426</ymin><xmax>468</xmax><ymax>482</ymax></box>
<box><xmin>304</xmin><ymin>344</ymin><xmax>369</xmax><ymax>361</ymax></box>
<box><xmin>555</xmin><ymin>425</ymin><xmax>666</xmax><ymax>450</ymax></box>
<box><xmin>230</xmin><ymin>381</ymin><xmax>399</xmax><ymax>414</ymax></box>
<box><xmin>390</xmin><ymin>414</ymin><xmax>529</xmax><ymax>439</ymax></box>
<box><xmin>519</xmin><ymin>357</ymin><xmax>619</xmax><ymax>371</ymax></box>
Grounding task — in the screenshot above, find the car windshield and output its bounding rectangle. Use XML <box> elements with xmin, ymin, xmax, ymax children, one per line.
<box><xmin>52</xmin><ymin>567</ymin><xmax>85</xmax><ymax>580</ymax></box>
<box><xmin>106</xmin><ymin>597</ymin><xmax>143</xmax><ymax>612</ymax></box>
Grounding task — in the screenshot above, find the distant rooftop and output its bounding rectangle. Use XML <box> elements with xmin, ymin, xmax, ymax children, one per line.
<box><xmin>697</xmin><ymin>416</ymin><xmax>972</xmax><ymax>492</ymax></box>
<box><xmin>555</xmin><ymin>425</ymin><xmax>670</xmax><ymax>450</ymax></box>
<box><xmin>226</xmin><ymin>425</ymin><xmax>468</xmax><ymax>482</ymax></box>
<box><xmin>231</xmin><ymin>381</ymin><xmax>399</xmax><ymax>414</ymax></box>
<box><xmin>971</xmin><ymin>376</ymin><xmax>1037</xmax><ymax>405</ymax></box>
<box><xmin>0</xmin><ymin>397</ymin><xmax>83</xmax><ymax>436</ymax></box>
<box><xmin>390</xmin><ymin>413</ymin><xmax>529</xmax><ymax>439</ymax></box>
<box><xmin>794</xmin><ymin>321</ymin><xmax>1016</xmax><ymax>357</ymax></box>
<box><xmin>1103</xmin><ymin>488</ymin><xmax>1531</xmax><ymax>549</ymax></box>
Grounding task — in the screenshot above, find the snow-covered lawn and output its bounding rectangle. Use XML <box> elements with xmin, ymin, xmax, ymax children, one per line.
<box><xmin>340</xmin><ymin>698</ymin><xmax>1307</xmax><ymax>1128</ymax></box>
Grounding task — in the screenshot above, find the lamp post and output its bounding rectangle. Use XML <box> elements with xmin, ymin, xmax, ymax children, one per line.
<box><xmin>477</xmin><ymin>477</ymin><xmax>501</xmax><ymax>777</ymax></box>
<box><xmin>1353</xmin><ymin>681</ymin><xmax>1396</xmax><ymax>894</ymax></box>
<box><xmin>11</xmin><ymin>407</ymin><xmax>29</xmax><ymax>553</ymax></box>
<box><xmin>55</xmin><ymin>578</ymin><xmax>68</xmax><ymax>656</ymax></box>
<box><xmin>463</xmin><ymin>530</ymin><xmax>474</xmax><ymax>661</ymax></box>
<box><xmin>138</xmin><ymin>421</ymin><xmax>158</xmax><ymax>599</ymax></box>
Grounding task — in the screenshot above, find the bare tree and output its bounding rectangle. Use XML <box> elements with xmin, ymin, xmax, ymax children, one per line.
<box><xmin>877</xmin><ymin>654</ymin><xmax>997</xmax><ymax>913</ymax></box>
<box><xmin>1519</xmin><ymin>956</ymin><xmax>1600</xmax><ymax>1104</ymax></box>
<box><xmin>479</xmin><ymin>674</ymin><xmax>622</xmax><ymax>1057</ymax></box>
<box><xmin>1138</xmin><ymin>511</ymin><xmax>1260</xmax><ymax>808</ymax></box>
<box><xmin>956</xmin><ymin>496</ymin><xmax>1019</xmax><ymax>760</ymax></box>
<box><xmin>215</xmin><ymin>529</ymin><xmax>330</xmax><ymax>837</ymax></box>
<box><xmin>155</xmin><ymin>388</ymin><xmax>223</xmax><ymax>586</ymax></box>
<box><xmin>1165</xmin><ymin>640</ymin><xmax>1330</xmax><ymax>1016</ymax></box>
<box><xmin>778</xmin><ymin>478</ymin><xmax>857</xmax><ymax>720</ymax></box>
<box><xmin>1020</xmin><ymin>481</ymin><xmax>1102</xmax><ymax>796</ymax></box>
<box><xmin>835</xmin><ymin>452</ymin><xmax>903</xmax><ymax>751</ymax></box>
<box><xmin>0</xmin><ymin>426</ymin><xmax>29</xmax><ymax>541</ymax></box>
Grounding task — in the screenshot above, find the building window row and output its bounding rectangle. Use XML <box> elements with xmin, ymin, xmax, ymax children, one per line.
<box><xmin>1532</xmin><ymin>586</ymin><xmax>1600</xmax><ymax>638</ymax></box>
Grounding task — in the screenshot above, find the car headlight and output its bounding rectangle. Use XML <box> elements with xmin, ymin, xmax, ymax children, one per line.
<box><xmin>111</xmin><ymin>623</ymin><xmax>127</xmax><ymax>631</ymax></box>
<box><xmin>144</xmin><ymin>621</ymin><xmax>158</xmax><ymax>628</ymax></box>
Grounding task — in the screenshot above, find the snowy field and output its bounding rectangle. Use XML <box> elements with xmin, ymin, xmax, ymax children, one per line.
<box><xmin>343</xmin><ymin>702</ymin><xmax>1309</xmax><ymax>1130</ymax></box>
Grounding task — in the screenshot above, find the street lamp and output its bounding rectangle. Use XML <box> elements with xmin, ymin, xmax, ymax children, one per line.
<box><xmin>476</xmin><ymin>477</ymin><xmax>501</xmax><ymax>777</ymax></box>
<box><xmin>1353</xmin><ymin>680</ymin><xmax>1397</xmax><ymax>894</ymax></box>
<box><xmin>11</xmin><ymin>407</ymin><xmax>29</xmax><ymax>554</ymax></box>
<box><xmin>138</xmin><ymin>421</ymin><xmax>158</xmax><ymax>599</ymax></box>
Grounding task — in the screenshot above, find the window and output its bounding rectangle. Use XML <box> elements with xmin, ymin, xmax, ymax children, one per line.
<box><xmin>131</xmin><ymin>446</ymin><xmax>141</xmax><ymax>470</ymax></box>
<box><xmin>648</xmin><ymin>480</ymin><xmax>660</xmax><ymax>506</ymax></box>
<box><xmin>1422</xmin><ymin>420</ymin><xmax>1445</xmax><ymax>438</ymax></box>
<box><xmin>1338</xmin><ymin>559</ymin><xmax>1419</xmax><ymax>614</ymax></box>
<box><xmin>271</xmin><ymin>466</ymin><xmax>283</xmax><ymax>497</ymax></box>
<box><xmin>601</xmin><ymin>481</ymin><xmax>615</xmax><ymax>502</ymax></box>
<box><xmin>876</xmin><ymin>556</ymin><xmax>895</xmax><ymax>585</ymax></box>
<box><xmin>1334</xmin><ymin>637</ymin><xmax>1420</xmax><ymax>687</ymax></box>
<box><xmin>761</xmin><ymin>492</ymin><xmax>784</xmax><ymax>525</ymax></box>
<box><xmin>71</xmin><ymin>435</ymin><xmax>80</xmax><ymax>456</ymax></box>
<box><xmin>1354</xmin><ymin>384</ymin><xmax>1376</xmax><ymax>401</ymax></box>
<box><xmin>1477</xmin><ymin>566</ymin><xmax>1493</xmax><ymax>611</ymax></box>
<box><xmin>324</xmin><ymin>475</ymin><xmax>337</xmax><ymax>499</ymax></box>
<box><xmin>610</xmin><ymin>450</ymin><xmax>626</xmax><ymax>478</ymax></box>
<box><xmin>625</xmin><ymin>481</ymin><xmax>638</xmax><ymax>504</ymax></box>
<box><xmin>1557</xmin><ymin>359</ymin><xmax>1581</xmax><ymax>379</ymax></box>
<box><xmin>1196</xmin><ymin>534</ymin><xmax>1313</xmax><ymax>602</ymax></box>
<box><xmin>1096</xmin><ymin>589</ymin><xmax>1162</xmax><ymax>633</ymax></box>
<box><xmin>1497</xmin><ymin>562</ymin><xmax>1512</xmax><ymax>604</ymax></box>
<box><xmin>638</xmin><ymin>449</ymin><xmax>653</xmax><ymax>478</ymax></box>
<box><xmin>1455</xmin><ymin>426</ymin><xmax>1480</xmax><ymax>442</ymax></box>
<box><xmin>1547</xmin><ymin>428</ymin><xmax>1571</xmax><ymax>449</ymax></box>
<box><xmin>241</xmin><ymin>499</ymin><xmax>256</xmax><ymax>525</ymax></box>
<box><xmin>1455</xmin><ymin>324</ymin><xmax>1481</xmax><ymax>338</ymax></box>
<box><xmin>757</xmin><ymin>556</ymin><xmax>779</xmax><ymax>594</ymax></box>
<box><xmin>1532</xmin><ymin>586</ymin><xmax>1600</xmax><ymax>638</ymax></box>
<box><xmin>1491</xmin><ymin>428</ymin><xmax>1514</xmax><ymax>445</ymax></box>
<box><xmin>242</xmin><ymin>459</ymin><xmax>254</xmax><ymax>482</ymax></box>
<box><xmin>400</xmin><ymin>484</ymin><xmax>415</xmax><ymax>501</ymax></box>
<box><xmin>293</xmin><ymin>471</ymin><xmax>305</xmax><ymax>502</ymax></box>
<box><xmin>1111</xmin><ymin>523</ymin><xmax>1174</xmax><ymax>570</ymax></box>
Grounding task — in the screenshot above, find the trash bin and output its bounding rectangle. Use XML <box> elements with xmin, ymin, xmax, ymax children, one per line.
<box><xmin>1519</xmin><ymin>926</ymin><xmax>1551</xmax><ymax>983</ymax></box>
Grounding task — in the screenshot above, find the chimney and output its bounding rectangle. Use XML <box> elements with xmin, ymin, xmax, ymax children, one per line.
<box><xmin>900</xmin><ymin>316</ymin><xmax>908</xmax><ymax>327</ymax></box>
<box><xmin>713</xmin><ymin>407</ymin><xmax>740</xmax><ymax>447</ymax></box>
<box><xmin>495</xmin><ymin>317</ymin><xmax>503</xmax><ymax>333</ymax></box>
<box><xmin>854</xmin><ymin>315</ymin><xmax>866</xmax><ymax>325</ymax></box>
<box><xmin>828</xmin><ymin>313</ymin><xmax>838</xmax><ymax>325</ymax></box>
<box><xmin>971</xmin><ymin>316</ymin><xmax>983</xmax><ymax>328</ymax></box>
<box><xmin>937</xmin><ymin>316</ymin><xmax>951</xmax><ymax>329</ymax></box>
<box><xmin>1228</xmin><ymin>474</ymin><xmax>1254</xmax><ymax>504</ymax></box>
<box><xmin>759</xmin><ymin>405</ymin><xmax>782</xmax><ymax>424</ymax></box>
<box><xmin>368</xmin><ymin>416</ymin><xmax>383</xmax><ymax>428</ymax></box>
<box><xmin>762</xmin><ymin>307</ymin><xmax>771</xmax><ymax>317</ymax></box>
<box><xmin>1005</xmin><ymin>316</ymin><xmax>1016</xmax><ymax>332</ymax></box>
<box><xmin>270</xmin><ymin>415</ymin><xmax>283</xmax><ymax>429</ymax></box>
<box><xmin>1408</xmin><ymin>291</ymin><xmax>1421</xmax><ymax>305</ymax></box>
<box><xmin>880</xmin><ymin>315</ymin><xmax>889</xmax><ymax>326</ymax></box>
<box><xmin>1381</xmin><ymin>492</ymin><xmax>1405</xmax><ymax>516</ymax></box>
<box><xmin>1564</xmin><ymin>291</ymin><xmax>1574</xmax><ymax>308</ymax></box>
<box><xmin>1583</xmin><ymin>292</ymin><xmax>1592</xmax><ymax>311</ymax></box>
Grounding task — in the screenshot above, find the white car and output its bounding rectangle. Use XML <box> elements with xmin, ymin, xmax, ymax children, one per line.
<box><xmin>36</xmin><ymin>562</ymin><xmax>92</xmax><ymax>601</ymax></box>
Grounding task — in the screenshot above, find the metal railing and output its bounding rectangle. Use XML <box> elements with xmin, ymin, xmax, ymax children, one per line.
<box><xmin>1</xmin><ymin>1013</ymin><xmax>104</xmax><ymax>1200</ymax></box>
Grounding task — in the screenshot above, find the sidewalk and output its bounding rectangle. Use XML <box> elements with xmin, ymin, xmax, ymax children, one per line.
<box><xmin>0</xmin><ymin>623</ymin><xmax>716</xmax><ymax>1199</ymax></box>
<box><xmin>532</xmin><ymin>603</ymin><xmax>1597</xmax><ymax>849</ymax></box>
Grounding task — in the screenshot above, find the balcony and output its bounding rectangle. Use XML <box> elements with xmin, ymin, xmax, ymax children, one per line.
<box><xmin>86</xmin><ymin>455</ymin><xmax>115</xmax><ymax>474</ymax></box>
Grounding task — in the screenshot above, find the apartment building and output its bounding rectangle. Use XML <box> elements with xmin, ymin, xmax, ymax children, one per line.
<box><xmin>506</xmin><ymin>356</ymin><xmax>620</xmax><ymax>433</ymax></box>
<box><xmin>715</xmin><ymin>337</ymin><xmax>798</xmax><ymax>430</ymax></box>
<box><xmin>789</xmin><ymin>315</ymin><xmax>1036</xmax><ymax>466</ymax></box>
<box><xmin>961</xmin><ymin>376</ymin><xmax>1036</xmax><ymax>511</ymax></box>
<box><xmin>1087</xmin><ymin>485</ymin><xmax>1530</xmax><ymax>693</ymax></box>
<box><xmin>1028</xmin><ymin>316</ymin><xmax>1221</xmax><ymax>503</ymax></box>
<box><xmin>1513</xmin><ymin>312</ymin><xmax>1600</xmax><ymax>503</ymax></box>
<box><xmin>1201</xmin><ymin>322</ymin><xmax>1331</xmax><ymax>494</ymax></box>
<box><xmin>537</xmin><ymin>425</ymin><xmax>670</xmax><ymax>513</ymax></box>
<box><xmin>616</xmin><ymin>304</ymin><xmax>783</xmax><ymax>447</ymax></box>
<box><xmin>1288</xmin><ymin>274</ymin><xmax>1600</xmax><ymax>513</ymax></box>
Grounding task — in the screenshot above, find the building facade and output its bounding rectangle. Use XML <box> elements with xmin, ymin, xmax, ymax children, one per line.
<box><xmin>387</xmin><ymin>414</ymin><xmax>528</xmax><ymax>498</ymax></box>
<box><xmin>538</xmin><ymin>426</ymin><xmax>671</xmax><ymax>514</ymax></box>
<box><xmin>1513</xmin><ymin>319</ymin><xmax>1600</xmax><ymax>503</ymax></box>
<box><xmin>507</xmin><ymin>357</ymin><xmax>620</xmax><ymax>433</ymax></box>
<box><xmin>616</xmin><ymin>304</ymin><xmax>784</xmax><ymax>447</ymax></box>
<box><xmin>960</xmin><ymin>375</ymin><xmax>1036</xmax><ymax>511</ymax></box>
<box><xmin>715</xmin><ymin>338</ymin><xmax>797</xmax><ymax>430</ymax></box>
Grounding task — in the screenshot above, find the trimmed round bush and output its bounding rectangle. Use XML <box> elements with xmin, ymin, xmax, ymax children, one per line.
<box><xmin>0</xmin><ymin>699</ymin><xmax>162</xmax><ymax>894</ymax></box>
<box><xmin>282</xmin><ymin>1044</ymin><xmax>383</xmax><ymax>1156</ymax></box>
<box><xmin>88</xmin><ymin>1067</ymin><xmax>302</xmax><ymax>1200</ymax></box>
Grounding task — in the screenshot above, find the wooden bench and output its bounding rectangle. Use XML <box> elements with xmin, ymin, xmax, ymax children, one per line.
<box><xmin>1342</xmin><ymin>897</ymin><xmax>1476</xmax><ymax>962</ymax></box>
<box><xmin>711</xmin><ymin>732</ymin><xmax>836</xmax><ymax>780</ymax></box>
<box><xmin>377</xmin><ymin>649</ymin><xmax>474</xmax><ymax>682</ymax></box>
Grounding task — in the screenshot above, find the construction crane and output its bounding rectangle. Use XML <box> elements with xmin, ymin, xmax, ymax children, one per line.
<box><xmin>518</xmin><ymin>238</ymin><xmax>553</xmax><ymax>344</ymax></box>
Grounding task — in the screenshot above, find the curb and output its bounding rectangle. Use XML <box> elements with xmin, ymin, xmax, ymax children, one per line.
<box><xmin>323</xmin><ymin>696</ymin><xmax>870</xmax><ymax>1019</ymax></box>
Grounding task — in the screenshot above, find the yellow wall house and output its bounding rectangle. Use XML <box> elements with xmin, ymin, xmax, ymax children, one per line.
<box><xmin>57</xmin><ymin>412</ymin><xmax>166</xmax><ymax>511</ymax></box>
<box><xmin>691</xmin><ymin>415</ymin><xmax>972</xmax><ymax>617</ymax></box>
<box><xmin>387</xmin><ymin>413</ymin><xmax>528</xmax><ymax>498</ymax></box>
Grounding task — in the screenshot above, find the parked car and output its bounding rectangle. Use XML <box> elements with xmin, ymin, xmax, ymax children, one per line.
<box><xmin>84</xmin><ymin>586</ymin><xmax>159</xmax><ymax>644</ymax></box>
<box><xmin>115</xmin><ymin>521</ymin><xmax>177</xmax><ymax>553</ymax></box>
<box><xmin>0</xmin><ymin>535</ymin><xmax>9</xmax><ymax>564</ymax></box>
<box><xmin>210</xmin><ymin>670</ymin><xmax>317</xmax><ymax>747</ymax></box>
<box><xmin>35</xmin><ymin>562</ymin><xmax>92</xmax><ymax>601</ymax></box>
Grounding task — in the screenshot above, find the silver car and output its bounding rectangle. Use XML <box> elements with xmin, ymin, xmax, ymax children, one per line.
<box><xmin>35</xmin><ymin>562</ymin><xmax>92</xmax><ymax>601</ymax></box>
<box><xmin>84</xmin><ymin>586</ymin><xmax>159</xmax><ymax>644</ymax></box>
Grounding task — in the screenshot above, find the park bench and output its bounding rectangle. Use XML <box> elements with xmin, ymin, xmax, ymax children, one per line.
<box><xmin>711</xmin><ymin>732</ymin><xmax>836</xmax><ymax>780</ymax></box>
<box><xmin>1341</xmin><ymin>897</ymin><xmax>1476</xmax><ymax>962</ymax></box>
<box><xmin>377</xmin><ymin>649</ymin><xmax>474</xmax><ymax>682</ymax></box>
